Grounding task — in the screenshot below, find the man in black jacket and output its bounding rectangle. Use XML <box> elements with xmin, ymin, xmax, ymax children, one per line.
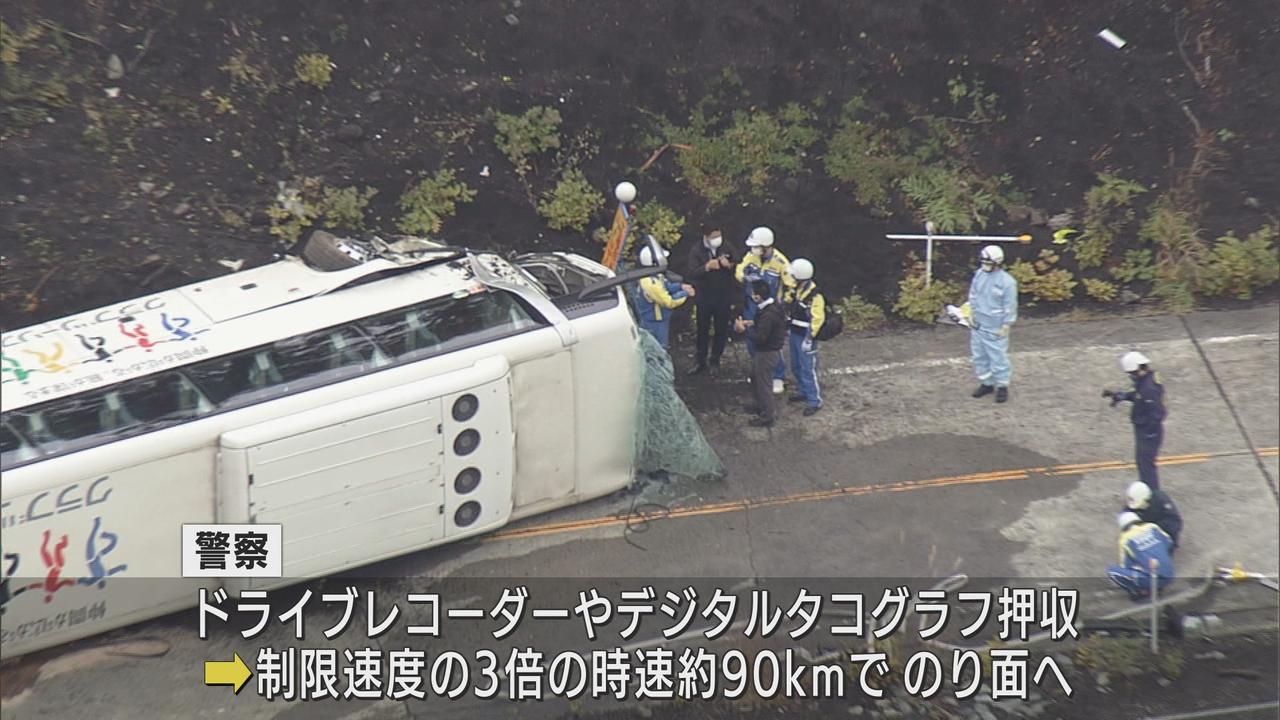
<box><xmin>685</xmin><ymin>226</ymin><xmax>736</xmax><ymax>374</ymax></box>
<box><xmin>735</xmin><ymin>281</ymin><xmax>787</xmax><ymax>428</ymax></box>
<box><xmin>1124</xmin><ymin>481</ymin><xmax>1182</xmax><ymax>552</ymax></box>
<box><xmin>1103</xmin><ymin>351</ymin><xmax>1168</xmax><ymax>488</ymax></box>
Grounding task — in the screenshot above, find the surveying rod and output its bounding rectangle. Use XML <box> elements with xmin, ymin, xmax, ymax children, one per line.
<box><xmin>886</xmin><ymin>222</ymin><xmax>1033</xmax><ymax>286</ymax></box>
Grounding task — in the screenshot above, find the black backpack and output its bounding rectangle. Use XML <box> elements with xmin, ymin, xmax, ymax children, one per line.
<box><xmin>814</xmin><ymin>298</ymin><xmax>843</xmax><ymax>341</ymax></box>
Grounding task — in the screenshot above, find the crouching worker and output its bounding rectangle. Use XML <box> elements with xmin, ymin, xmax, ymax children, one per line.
<box><xmin>1106</xmin><ymin>511</ymin><xmax>1174</xmax><ymax>601</ymax></box>
<box><xmin>634</xmin><ymin>245</ymin><xmax>694</xmax><ymax>349</ymax></box>
<box><xmin>1124</xmin><ymin>481</ymin><xmax>1182</xmax><ymax>552</ymax></box>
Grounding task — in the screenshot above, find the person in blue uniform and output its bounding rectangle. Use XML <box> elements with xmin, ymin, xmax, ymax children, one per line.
<box><xmin>1106</xmin><ymin>511</ymin><xmax>1174</xmax><ymax>600</ymax></box>
<box><xmin>1103</xmin><ymin>351</ymin><xmax>1167</xmax><ymax>488</ymax></box>
<box><xmin>633</xmin><ymin>245</ymin><xmax>694</xmax><ymax>350</ymax></box>
<box><xmin>782</xmin><ymin>258</ymin><xmax>825</xmax><ymax>417</ymax></box>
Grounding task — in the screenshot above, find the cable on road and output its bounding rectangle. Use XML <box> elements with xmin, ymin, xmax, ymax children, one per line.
<box><xmin>621</xmin><ymin>494</ymin><xmax>671</xmax><ymax>551</ymax></box>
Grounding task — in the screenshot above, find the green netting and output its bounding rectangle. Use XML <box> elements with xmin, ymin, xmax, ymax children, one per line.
<box><xmin>633</xmin><ymin>329</ymin><xmax>726</xmax><ymax>482</ymax></box>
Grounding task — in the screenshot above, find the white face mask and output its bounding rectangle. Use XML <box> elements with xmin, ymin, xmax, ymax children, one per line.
<box><xmin>707</xmin><ymin>235</ymin><xmax>723</xmax><ymax>249</ymax></box>
<box><xmin>981</xmin><ymin>261</ymin><xmax>996</xmax><ymax>272</ymax></box>
<box><xmin>751</xmin><ymin>246</ymin><xmax>764</xmax><ymax>257</ymax></box>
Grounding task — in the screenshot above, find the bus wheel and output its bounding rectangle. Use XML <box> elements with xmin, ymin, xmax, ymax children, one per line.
<box><xmin>301</xmin><ymin>230</ymin><xmax>364</xmax><ymax>271</ymax></box>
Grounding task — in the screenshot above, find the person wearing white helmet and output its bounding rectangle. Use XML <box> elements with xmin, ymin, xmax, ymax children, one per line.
<box><xmin>1103</xmin><ymin>351</ymin><xmax>1167</xmax><ymax>488</ymax></box>
<box><xmin>967</xmin><ymin>244</ymin><xmax>1018</xmax><ymax>403</ymax></box>
<box><xmin>1124</xmin><ymin>481</ymin><xmax>1182</xmax><ymax>551</ymax></box>
<box><xmin>735</xmin><ymin>226</ymin><xmax>793</xmax><ymax>394</ymax></box>
<box><xmin>782</xmin><ymin>258</ymin><xmax>826</xmax><ymax>416</ymax></box>
<box><xmin>633</xmin><ymin>245</ymin><xmax>695</xmax><ymax>350</ymax></box>
<box><xmin>1105</xmin><ymin>510</ymin><xmax>1174</xmax><ymax>600</ymax></box>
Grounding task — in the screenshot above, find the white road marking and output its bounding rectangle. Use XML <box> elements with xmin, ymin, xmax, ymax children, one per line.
<box><xmin>823</xmin><ymin>332</ymin><xmax>1278</xmax><ymax>378</ymax></box>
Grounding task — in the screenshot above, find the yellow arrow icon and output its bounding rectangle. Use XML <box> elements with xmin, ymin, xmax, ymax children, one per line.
<box><xmin>205</xmin><ymin>652</ymin><xmax>252</xmax><ymax>694</ymax></box>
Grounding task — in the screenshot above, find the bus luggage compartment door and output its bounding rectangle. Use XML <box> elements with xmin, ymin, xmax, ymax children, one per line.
<box><xmin>217</xmin><ymin>357</ymin><xmax>515</xmax><ymax>584</ymax></box>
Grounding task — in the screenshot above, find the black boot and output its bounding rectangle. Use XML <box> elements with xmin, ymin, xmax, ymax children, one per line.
<box><xmin>995</xmin><ymin>387</ymin><xmax>1009</xmax><ymax>403</ymax></box>
<box><xmin>788</xmin><ymin>393</ymin><xmax>807</xmax><ymax>403</ymax></box>
<box><xmin>972</xmin><ymin>384</ymin><xmax>995</xmax><ymax>398</ymax></box>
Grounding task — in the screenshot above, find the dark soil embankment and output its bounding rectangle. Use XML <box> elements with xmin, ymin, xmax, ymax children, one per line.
<box><xmin>1</xmin><ymin>0</ymin><xmax>1276</xmax><ymax>329</ymax></box>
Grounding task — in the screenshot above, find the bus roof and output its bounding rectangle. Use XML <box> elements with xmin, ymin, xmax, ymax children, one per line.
<box><xmin>1</xmin><ymin>249</ymin><xmax>504</xmax><ymax>411</ymax></box>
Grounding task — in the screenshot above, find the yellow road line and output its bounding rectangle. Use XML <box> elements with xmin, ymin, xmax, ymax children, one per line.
<box><xmin>487</xmin><ymin>447</ymin><xmax>1280</xmax><ymax>542</ymax></box>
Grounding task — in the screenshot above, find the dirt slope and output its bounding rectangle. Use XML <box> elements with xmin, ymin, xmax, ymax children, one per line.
<box><xmin>1</xmin><ymin>0</ymin><xmax>1276</xmax><ymax>328</ymax></box>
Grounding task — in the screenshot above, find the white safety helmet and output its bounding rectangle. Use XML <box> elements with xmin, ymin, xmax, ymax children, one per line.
<box><xmin>1117</xmin><ymin>511</ymin><xmax>1142</xmax><ymax>530</ymax></box>
<box><xmin>749</xmin><ymin>226</ymin><xmax>775</xmax><ymax>248</ymax></box>
<box><xmin>1120</xmin><ymin>351</ymin><xmax>1150</xmax><ymax>373</ymax></box>
<box><xmin>1126</xmin><ymin>481</ymin><xmax>1152</xmax><ymax>510</ymax></box>
<box><xmin>789</xmin><ymin>258</ymin><xmax>814</xmax><ymax>281</ymax></box>
<box><xmin>638</xmin><ymin>245</ymin><xmax>668</xmax><ymax>267</ymax></box>
<box><xmin>979</xmin><ymin>245</ymin><xmax>1004</xmax><ymax>265</ymax></box>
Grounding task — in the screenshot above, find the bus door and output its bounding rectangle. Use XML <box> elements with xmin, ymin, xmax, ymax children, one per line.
<box><xmin>216</xmin><ymin>357</ymin><xmax>515</xmax><ymax>587</ymax></box>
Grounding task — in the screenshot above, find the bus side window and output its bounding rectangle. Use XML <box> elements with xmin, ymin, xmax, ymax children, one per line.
<box><xmin>13</xmin><ymin>390</ymin><xmax>123</xmax><ymax>455</ymax></box>
<box><xmin>184</xmin><ymin>348</ymin><xmax>273</xmax><ymax>405</ymax></box>
<box><xmin>0</xmin><ymin>420</ymin><xmax>40</xmax><ymax>466</ymax></box>
<box><xmin>361</xmin><ymin>301</ymin><xmax>448</xmax><ymax>359</ymax></box>
<box><xmin>118</xmin><ymin>371</ymin><xmax>211</xmax><ymax>423</ymax></box>
<box><xmin>271</xmin><ymin>327</ymin><xmax>377</xmax><ymax>381</ymax></box>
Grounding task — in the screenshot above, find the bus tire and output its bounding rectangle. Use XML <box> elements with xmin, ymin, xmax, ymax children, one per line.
<box><xmin>301</xmin><ymin>230</ymin><xmax>363</xmax><ymax>271</ymax></box>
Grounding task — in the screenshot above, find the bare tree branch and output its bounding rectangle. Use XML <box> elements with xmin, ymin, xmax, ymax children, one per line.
<box><xmin>1173</xmin><ymin>14</ymin><xmax>1206</xmax><ymax>89</ymax></box>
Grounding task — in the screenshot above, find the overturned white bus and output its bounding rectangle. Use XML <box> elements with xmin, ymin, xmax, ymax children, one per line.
<box><xmin>0</xmin><ymin>232</ymin><xmax>667</xmax><ymax>657</ymax></box>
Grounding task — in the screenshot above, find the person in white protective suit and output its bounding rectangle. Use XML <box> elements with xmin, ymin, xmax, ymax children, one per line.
<box><xmin>968</xmin><ymin>245</ymin><xmax>1018</xmax><ymax>403</ymax></box>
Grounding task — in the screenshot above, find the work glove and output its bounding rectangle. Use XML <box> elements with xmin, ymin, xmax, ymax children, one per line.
<box><xmin>997</xmin><ymin>325</ymin><xmax>1010</xmax><ymax>338</ymax></box>
<box><xmin>802</xmin><ymin>336</ymin><xmax>813</xmax><ymax>353</ymax></box>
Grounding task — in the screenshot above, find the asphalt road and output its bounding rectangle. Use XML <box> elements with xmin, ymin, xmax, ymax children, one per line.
<box><xmin>2</xmin><ymin>303</ymin><xmax>1277</xmax><ymax>719</ymax></box>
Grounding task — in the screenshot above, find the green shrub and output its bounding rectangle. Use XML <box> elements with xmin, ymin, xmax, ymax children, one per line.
<box><xmin>661</xmin><ymin>104</ymin><xmax>818</xmax><ymax>207</ymax></box>
<box><xmin>723</xmin><ymin>103</ymin><xmax>820</xmax><ymax>192</ymax></box>
<box><xmin>892</xmin><ymin>268</ymin><xmax>962</xmax><ymax>324</ymax></box>
<box><xmin>1008</xmin><ymin>250</ymin><xmax>1076</xmax><ymax>302</ymax></box>
<box><xmin>317</xmin><ymin>185</ymin><xmax>377</xmax><ymax>231</ymax></box>
<box><xmin>266</xmin><ymin>176</ymin><xmax>323</xmax><ymax>244</ymax></box>
<box><xmin>1202</xmin><ymin>226</ymin><xmax>1280</xmax><ymax>299</ymax></box>
<box><xmin>835</xmin><ymin>293</ymin><xmax>887</xmax><ymax>330</ymax></box>
<box><xmin>1006</xmin><ymin>259</ymin><xmax>1037</xmax><ymax>287</ymax></box>
<box><xmin>293</xmin><ymin>53</ymin><xmax>333</xmax><ymax>89</ymax></box>
<box><xmin>494</xmin><ymin>106</ymin><xmax>562</xmax><ymax>179</ymax></box>
<box><xmin>536</xmin><ymin>169</ymin><xmax>603</xmax><ymax>233</ymax></box>
<box><xmin>1082</xmin><ymin>277</ymin><xmax>1119</xmax><ymax>302</ymax></box>
<box><xmin>397</xmin><ymin>168</ymin><xmax>476</xmax><ymax>235</ymax></box>
<box><xmin>1140</xmin><ymin>196</ymin><xmax>1206</xmax><ymax>312</ymax></box>
<box><xmin>946</xmin><ymin>76</ymin><xmax>1001</xmax><ymax>123</ymax></box>
<box><xmin>899</xmin><ymin>166</ymin><xmax>994</xmax><ymax>233</ymax></box>
<box><xmin>1031</xmin><ymin>268</ymin><xmax>1078</xmax><ymax>302</ymax></box>
<box><xmin>1075</xmin><ymin>173</ymin><xmax>1146</xmax><ymax>268</ymax></box>
<box><xmin>823</xmin><ymin>118</ymin><xmax>912</xmax><ymax>210</ymax></box>
<box><xmin>1109</xmin><ymin>248</ymin><xmax>1155</xmax><ymax>283</ymax></box>
<box><xmin>632</xmin><ymin>201</ymin><xmax>686</xmax><ymax>248</ymax></box>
